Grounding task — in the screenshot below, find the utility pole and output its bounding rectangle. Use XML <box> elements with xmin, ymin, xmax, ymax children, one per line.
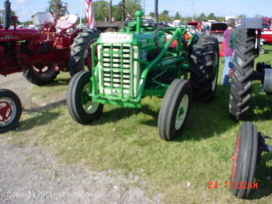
<box><xmin>142</xmin><ymin>0</ymin><xmax>145</xmax><ymax>15</ymax></box>
<box><xmin>121</xmin><ymin>0</ymin><xmax>125</xmax><ymax>21</ymax></box>
<box><xmin>189</xmin><ymin>1</ymin><xmax>196</xmax><ymax>21</ymax></box>
<box><xmin>109</xmin><ymin>0</ymin><xmax>112</xmax><ymax>22</ymax></box>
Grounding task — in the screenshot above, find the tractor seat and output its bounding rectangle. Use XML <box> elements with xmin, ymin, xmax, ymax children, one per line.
<box><xmin>56</xmin><ymin>14</ymin><xmax>78</xmax><ymax>30</ymax></box>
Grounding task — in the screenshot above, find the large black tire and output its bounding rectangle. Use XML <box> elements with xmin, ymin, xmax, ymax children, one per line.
<box><xmin>189</xmin><ymin>35</ymin><xmax>219</xmax><ymax>102</ymax></box>
<box><xmin>158</xmin><ymin>79</ymin><xmax>192</xmax><ymax>141</ymax></box>
<box><xmin>229</xmin><ymin>28</ymin><xmax>255</xmax><ymax>120</ymax></box>
<box><xmin>66</xmin><ymin>70</ymin><xmax>103</xmax><ymax>124</ymax></box>
<box><xmin>0</xmin><ymin>89</ymin><xmax>22</xmax><ymax>133</ymax></box>
<box><xmin>69</xmin><ymin>29</ymin><xmax>100</xmax><ymax>76</ymax></box>
<box><xmin>230</xmin><ymin>122</ymin><xmax>258</xmax><ymax>199</ymax></box>
<box><xmin>23</xmin><ymin>64</ymin><xmax>59</xmax><ymax>86</ymax></box>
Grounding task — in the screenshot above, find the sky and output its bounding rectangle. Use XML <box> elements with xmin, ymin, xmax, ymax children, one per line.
<box><xmin>4</xmin><ymin>0</ymin><xmax>272</xmax><ymax>23</ymax></box>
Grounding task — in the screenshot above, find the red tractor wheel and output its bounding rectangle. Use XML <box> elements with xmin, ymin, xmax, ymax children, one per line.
<box><xmin>230</xmin><ymin>122</ymin><xmax>258</xmax><ymax>198</ymax></box>
<box><xmin>0</xmin><ymin>89</ymin><xmax>22</xmax><ymax>133</ymax></box>
<box><xmin>69</xmin><ymin>29</ymin><xmax>100</xmax><ymax>76</ymax></box>
<box><xmin>23</xmin><ymin>64</ymin><xmax>59</xmax><ymax>86</ymax></box>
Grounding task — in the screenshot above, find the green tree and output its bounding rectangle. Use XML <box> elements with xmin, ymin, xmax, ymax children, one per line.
<box><xmin>207</xmin><ymin>13</ymin><xmax>216</xmax><ymax>20</ymax></box>
<box><xmin>112</xmin><ymin>4</ymin><xmax>123</xmax><ymax>21</ymax></box>
<box><xmin>93</xmin><ymin>0</ymin><xmax>109</xmax><ymax>21</ymax></box>
<box><xmin>174</xmin><ymin>12</ymin><xmax>181</xmax><ymax>20</ymax></box>
<box><xmin>122</xmin><ymin>0</ymin><xmax>142</xmax><ymax>18</ymax></box>
<box><xmin>159</xmin><ymin>10</ymin><xmax>171</xmax><ymax>21</ymax></box>
<box><xmin>0</xmin><ymin>9</ymin><xmax>20</xmax><ymax>24</ymax></box>
<box><xmin>237</xmin><ymin>14</ymin><xmax>246</xmax><ymax>19</ymax></box>
<box><xmin>216</xmin><ymin>16</ymin><xmax>225</xmax><ymax>22</ymax></box>
<box><xmin>197</xmin><ymin>13</ymin><xmax>206</xmax><ymax>21</ymax></box>
<box><xmin>92</xmin><ymin>0</ymin><xmax>142</xmax><ymax>22</ymax></box>
<box><xmin>148</xmin><ymin>12</ymin><xmax>155</xmax><ymax>17</ymax></box>
<box><xmin>46</xmin><ymin>0</ymin><xmax>64</xmax><ymax>11</ymax></box>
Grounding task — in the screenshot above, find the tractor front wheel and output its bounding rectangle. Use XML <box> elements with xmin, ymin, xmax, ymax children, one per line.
<box><xmin>158</xmin><ymin>79</ymin><xmax>192</xmax><ymax>141</ymax></box>
<box><xmin>66</xmin><ymin>70</ymin><xmax>103</xmax><ymax>124</ymax></box>
<box><xmin>23</xmin><ymin>64</ymin><xmax>59</xmax><ymax>86</ymax></box>
<box><xmin>230</xmin><ymin>122</ymin><xmax>258</xmax><ymax>199</ymax></box>
<box><xmin>0</xmin><ymin>89</ymin><xmax>22</xmax><ymax>133</ymax></box>
<box><xmin>69</xmin><ymin>29</ymin><xmax>100</xmax><ymax>76</ymax></box>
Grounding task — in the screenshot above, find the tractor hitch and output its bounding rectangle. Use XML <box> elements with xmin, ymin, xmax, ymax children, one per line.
<box><xmin>257</xmin><ymin>132</ymin><xmax>272</xmax><ymax>160</ymax></box>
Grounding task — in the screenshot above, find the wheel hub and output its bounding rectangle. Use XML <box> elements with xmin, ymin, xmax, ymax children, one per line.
<box><xmin>175</xmin><ymin>94</ymin><xmax>189</xmax><ymax>130</ymax></box>
<box><xmin>0</xmin><ymin>100</ymin><xmax>12</xmax><ymax>123</ymax></box>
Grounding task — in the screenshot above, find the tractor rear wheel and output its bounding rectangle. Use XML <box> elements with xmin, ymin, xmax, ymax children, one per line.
<box><xmin>0</xmin><ymin>89</ymin><xmax>22</xmax><ymax>133</ymax></box>
<box><xmin>229</xmin><ymin>28</ymin><xmax>255</xmax><ymax>120</ymax></box>
<box><xmin>66</xmin><ymin>70</ymin><xmax>103</xmax><ymax>124</ymax></box>
<box><xmin>69</xmin><ymin>29</ymin><xmax>100</xmax><ymax>76</ymax></box>
<box><xmin>158</xmin><ymin>79</ymin><xmax>192</xmax><ymax>141</ymax></box>
<box><xmin>230</xmin><ymin>122</ymin><xmax>258</xmax><ymax>199</ymax></box>
<box><xmin>23</xmin><ymin>64</ymin><xmax>59</xmax><ymax>86</ymax></box>
<box><xmin>190</xmin><ymin>35</ymin><xmax>219</xmax><ymax>102</ymax></box>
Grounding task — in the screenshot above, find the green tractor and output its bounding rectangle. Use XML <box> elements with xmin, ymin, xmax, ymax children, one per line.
<box><xmin>66</xmin><ymin>1</ymin><xmax>219</xmax><ymax>141</ymax></box>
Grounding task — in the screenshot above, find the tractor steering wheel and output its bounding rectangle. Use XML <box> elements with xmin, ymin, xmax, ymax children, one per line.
<box><xmin>50</xmin><ymin>4</ymin><xmax>69</xmax><ymax>20</ymax></box>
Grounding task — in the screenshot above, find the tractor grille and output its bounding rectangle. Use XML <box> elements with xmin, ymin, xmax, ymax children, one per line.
<box><xmin>97</xmin><ymin>44</ymin><xmax>139</xmax><ymax>98</ymax></box>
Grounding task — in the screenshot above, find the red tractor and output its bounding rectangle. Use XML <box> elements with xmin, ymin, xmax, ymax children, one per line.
<box><xmin>0</xmin><ymin>0</ymin><xmax>100</xmax><ymax>133</ymax></box>
<box><xmin>0</xmin><ymin>0</ymin><xmax>100</xmax><ymax>85</ymax></box>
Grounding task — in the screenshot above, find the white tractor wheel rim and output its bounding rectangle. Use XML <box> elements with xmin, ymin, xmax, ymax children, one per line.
<box><xmin>175</xmin><ymin>94</ymin><xmax>189</xmax><ymax>130</ymax></box>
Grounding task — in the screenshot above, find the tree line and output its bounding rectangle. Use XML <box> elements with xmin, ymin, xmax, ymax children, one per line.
<box><xmin>1</xmin><ymin>0</ymin><xmax>269</xmax><ymax>25</ymax></box>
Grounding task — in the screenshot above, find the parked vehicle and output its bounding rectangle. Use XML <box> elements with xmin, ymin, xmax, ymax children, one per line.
<box><xmin>0</xmin><ymin>0</ymin><xmax>98</xmax><ymax>133</ymax></box>
<box><xmin>209</xmin><ymin>22</ymin><xmax>227</xmax><ymax>42</ymax></box>
<box><xmin>261</xmin><ymin>28</ymin><xmax>272</xmax><ymax>43</ymax></box>
<box><xmin>66</xmin><ymin>0</ymin><xmax>219</xmax><ymax>141</ymax></box>
<box><xmin>0</xmin><ymin>1</ymin><xmax>95</xmax><ymax>86</ymax></box>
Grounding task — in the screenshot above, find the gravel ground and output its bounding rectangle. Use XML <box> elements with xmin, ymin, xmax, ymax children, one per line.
<box><xmin>0</xmin><ymin>73</ymin><xmax>161</xmax><ymax>204</ymax></box>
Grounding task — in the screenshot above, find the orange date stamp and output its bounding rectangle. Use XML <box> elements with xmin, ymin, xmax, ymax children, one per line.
<box><xmin>207</xmin><ymin>181</ymin><xmax>258</xmax><ymax>189</ymax></box>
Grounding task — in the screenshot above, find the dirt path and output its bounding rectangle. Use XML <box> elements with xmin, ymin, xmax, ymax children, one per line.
<box><xmin>0</xmin><ymin>73</ymin><xmax>161</xmax><ymax>204</ymax></box>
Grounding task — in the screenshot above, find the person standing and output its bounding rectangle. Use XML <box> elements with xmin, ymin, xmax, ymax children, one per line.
<box><xmin>221</xmin><ymin>18</ymin><xmax>235</xmax><ymax>85</ymax></box>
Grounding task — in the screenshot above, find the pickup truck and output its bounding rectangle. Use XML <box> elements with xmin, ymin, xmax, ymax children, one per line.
<box><xmin>262</xmin><ymin>28</ymin><xmax>272</xmax><ymax>43</ymax></box>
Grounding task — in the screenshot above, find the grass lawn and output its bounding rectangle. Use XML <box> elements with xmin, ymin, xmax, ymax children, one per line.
<box><xmin>2</xmin><ymin>44</ymin><xmax>272</xmax><ymax>204</ymax></box>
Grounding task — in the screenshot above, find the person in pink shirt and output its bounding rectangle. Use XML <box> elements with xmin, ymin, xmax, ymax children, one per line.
<box><xmin>221</xmin><ymin>18</ymin><xmax>235</xmax><ymax>85</ymax></box>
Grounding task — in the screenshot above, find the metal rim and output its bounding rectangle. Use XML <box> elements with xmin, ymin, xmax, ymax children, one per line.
<box><xmin>81</xmin><ymin>83</ymin><xmax>100</xmax><ymax>114</ymax></box>
<box><xmin>33</xmin><ymin>64</ymin><xmax>57</xmax><ymax>77</ymax></box>
<box><xmin>0</xmin><ymin>97</ymin><xmax>17</xmax><ymax>127</ymax></box>
<box><xmin>212</xmin><ymin>52</ymin><xmax>218</xmax><ymax>91</ymax></box>
<box><xmin>231</xmin><ymin>134</ymin><xmax>241</xmax><ymax>182</ymax></box>
<box><xmin>175</xmin><ymin>94</ymin><xmax>189</xmax><ymax>130</ymax></box>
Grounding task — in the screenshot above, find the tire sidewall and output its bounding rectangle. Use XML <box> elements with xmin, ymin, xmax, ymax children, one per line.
<box><xmin>67</xmin><ymin>71</ymin><xmax>103</xmax><ymax>124</ymax></box>
<box><xmin>0</xmin><ymin>89</ymin><xmax>22</xmax><ymax>133</ymax></box>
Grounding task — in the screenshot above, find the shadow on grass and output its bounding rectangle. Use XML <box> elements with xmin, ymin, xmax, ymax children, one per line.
<box><xmin>95</xmin><ymin>103</ymin><xmax>159</xmax><ymax>126</ymax></box>
<box><xmin>249</xmin><ymin>90</ymin><xmax>272</xmax><ymax>122</ymax></box>
<box><xmin>247</xmin><ymin>153</ymin><xmax>272</xmax><ymax>200</ymax></box>
<box><xmin>45</xmin><ymin>77</ymin><xmax>70</xmax><ymax>87</ymax></box>
<box><xmin>18</xmin><ymin>99</ymin><xmax>66</xmax><ymax>131</ymax></box>
<box><xmin>92</xmin><ymin>84</ymin><xmax>239</xmax><ymax>141</ymax></box>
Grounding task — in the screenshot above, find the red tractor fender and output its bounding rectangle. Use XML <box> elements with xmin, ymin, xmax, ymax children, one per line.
<box><xmin>69</xmin><ymin>29</ymin><xmax>84</xmax><ymax>45</ymax></box>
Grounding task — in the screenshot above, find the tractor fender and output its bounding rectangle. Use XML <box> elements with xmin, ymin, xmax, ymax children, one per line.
<box><xmin>69</xmin><ymin>29</ymin><xmax>84</xmax><ymax>45</ymax></box>
<box><xmin>240</xmin><ymin>17</ymin><xmax>262</xmax><ymax>29</ymax></box>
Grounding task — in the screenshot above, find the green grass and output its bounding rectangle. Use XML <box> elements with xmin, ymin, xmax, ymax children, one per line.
<box><xmin>2</xmin><ymin>45</ymin><xmax>272</xmax><ymax>203</ymax></box>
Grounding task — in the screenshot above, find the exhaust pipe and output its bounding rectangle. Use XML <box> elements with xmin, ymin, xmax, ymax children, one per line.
<box><xmin>3</xmin><ymin>0</ymin><xmax>11</xmax><ymax>29</ymax></box>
